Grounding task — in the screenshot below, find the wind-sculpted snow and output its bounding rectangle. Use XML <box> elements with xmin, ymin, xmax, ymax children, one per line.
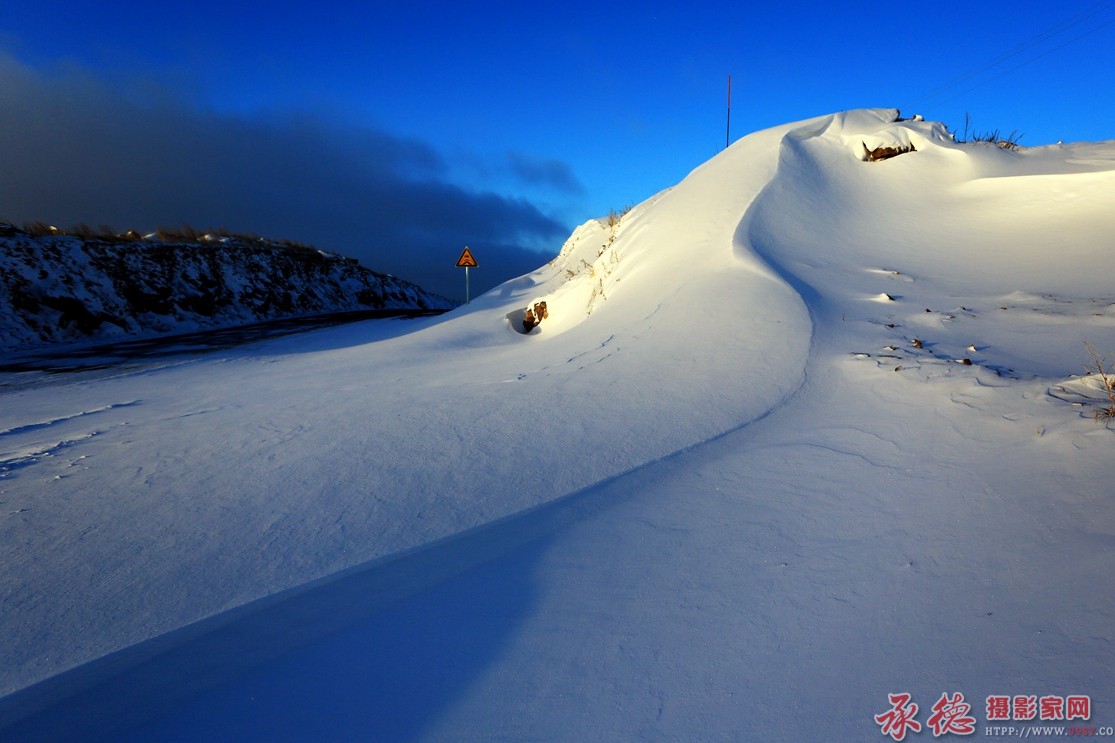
<box><xmin>4</xmin><ymin>109</ymin><xmax>1115</xmax><ymax>740</ymax></box>
<box><xmin>0</xmin><ymin>115</ymin><xmax>812</xmax><ymax>704</ymax></box>
<box><xmin>744</xmin><ymin>108</ymin><xmax>1115</xmax><ymax>378</ymax></box>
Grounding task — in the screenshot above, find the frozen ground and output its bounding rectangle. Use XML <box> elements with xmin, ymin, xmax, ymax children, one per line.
<box><xmin>2</xmin><ymin>109</ymin><xmax>1114</xmax><ymax>740</ymax></box>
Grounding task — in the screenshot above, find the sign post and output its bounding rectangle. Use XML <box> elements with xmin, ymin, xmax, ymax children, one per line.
<box><xmin>456</xmin><ymin>246</ymin><xmax>478</xmax><ymax>303</ymax></box>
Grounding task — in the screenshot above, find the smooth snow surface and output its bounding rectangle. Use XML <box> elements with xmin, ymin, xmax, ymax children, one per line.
<box><xmin>3</xmin><ymin>109</ymin><xmax>1115</xmax><ymax>741</ymax></box>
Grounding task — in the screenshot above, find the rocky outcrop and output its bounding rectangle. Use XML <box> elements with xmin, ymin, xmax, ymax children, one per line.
<box><xmin>522</xmin><ymin>301</ymin><xmax>548</xmax><ymax>333</ymax></box>
<box><xmin>862</xmin><ymin>141</ymin><xmax>916</xmax><ymax>162</ymax></box>
<box><xmin>0</xmin><ymin>224</ymin><xmax>453</xmax><ymax>353</ymax></box>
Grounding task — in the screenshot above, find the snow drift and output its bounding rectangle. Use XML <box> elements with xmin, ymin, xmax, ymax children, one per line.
<box><xmin>3</xmin><ymin>108</ymin><xmax>1115</xmax><ymax>741</ymax></box>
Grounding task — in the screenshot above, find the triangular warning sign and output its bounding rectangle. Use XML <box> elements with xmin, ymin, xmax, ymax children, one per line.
<box><xmin>456</xmin><ymin>246</ymin><xmax>478</xmax><ymax>268</ymax></box>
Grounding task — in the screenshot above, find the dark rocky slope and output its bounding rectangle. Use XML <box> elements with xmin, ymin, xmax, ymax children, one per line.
<box><xmin>0</xmin><ymin>223</ymin><xmax>453</xmax><ymax>353</ymax></box>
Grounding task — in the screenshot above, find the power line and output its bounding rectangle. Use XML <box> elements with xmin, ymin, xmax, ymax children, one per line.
<box><xmin>904</xmin><ymin>1</ymin><xmax>1115</xmax><ymax>109</ymax></box>
<box><xmin>906</xmin><ymin>0</ymin><xmax>1115</xmax><ymax>107</ymax></box>
<box><xmin>926</xmin><ymin>15</ymin><xmax>1115</xmax><ymax>109</ymax></box>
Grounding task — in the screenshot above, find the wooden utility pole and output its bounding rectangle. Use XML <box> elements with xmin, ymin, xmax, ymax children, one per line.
<box><xmin>726</xmin><ymin>74</ymin><xmax>732</xmax><ymax>149</ymax></box>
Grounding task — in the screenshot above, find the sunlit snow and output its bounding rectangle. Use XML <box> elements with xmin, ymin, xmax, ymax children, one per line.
<box><xmin>2</xmin><ymin>108</ymin><xmax>1114</xmax><ymax>741</ymax></box>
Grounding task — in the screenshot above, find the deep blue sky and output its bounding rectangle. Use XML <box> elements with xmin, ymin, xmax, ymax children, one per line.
<box><xmin>2</xmin><ymin>1</ymin><xmax>1113</xmax><ymax>300</ymax></box>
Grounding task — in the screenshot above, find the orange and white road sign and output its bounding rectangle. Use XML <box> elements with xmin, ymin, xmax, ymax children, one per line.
<box><xmin>456</xmin><ymin>246</ymin><xmax>478</xmax><ymax>268</ymax></box>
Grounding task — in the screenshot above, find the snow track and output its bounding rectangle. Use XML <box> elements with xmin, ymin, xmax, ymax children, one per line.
<box><xmin>0</xmin><ymin>400</ymin><xmax>141</xmax><ymax>439</ymax></box>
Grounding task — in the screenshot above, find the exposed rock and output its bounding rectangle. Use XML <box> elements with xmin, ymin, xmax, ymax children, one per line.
<box><xmin>523</xmin><ymin>301</ymin><xmax>549</xmax><ymax>333</ymax></box>
<box><xmin>863</xmin><ymin>142</ymin><xmax>917</xmax><ymax>162</ymax></box>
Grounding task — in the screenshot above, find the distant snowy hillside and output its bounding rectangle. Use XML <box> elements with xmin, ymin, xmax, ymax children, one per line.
<box><xmin>3</xmin><ymin>109</ymin><xmax>1115</xmax><ymax>742</ymax></box>
<box><xmin>0</xmin><ymin>225</ymin><xmax>453</xmax><ymax>353</ymax></box>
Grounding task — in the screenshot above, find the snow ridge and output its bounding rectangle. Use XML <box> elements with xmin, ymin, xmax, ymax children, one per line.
<box><xmin>4</xmin><ymin>109</ymin><xmax>1115</xmax><ymax>740</ymax></box>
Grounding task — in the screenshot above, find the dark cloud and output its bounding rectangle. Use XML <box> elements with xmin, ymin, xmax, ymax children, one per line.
<box><xmin>506</xmin><ymin>151</ymin><xmax>585</xmax><ymax>194</ymax></box>
<box><xmin>0</xmin><ymin>52</ymin><xmax>571</xmax><ymax>301</ymax></box>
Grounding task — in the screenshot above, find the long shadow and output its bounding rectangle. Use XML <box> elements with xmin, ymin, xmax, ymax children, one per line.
<box><xmin>0</xmin><ymin>465</ymin><xmax>627</xmax><ymax>742</ymax></box>
<box><xmin>120</xmin><ymin>536</ymin><xmax>547</xmax><ymax>742</ymax></box>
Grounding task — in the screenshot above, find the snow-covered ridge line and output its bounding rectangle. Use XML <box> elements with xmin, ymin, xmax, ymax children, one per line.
<box><xmin>0</xmin><ymin>224</ymin><xmax>453</xmax><ymax>354</ymax></box>
<box><xmin>5</xmin><ymin>109</ymin><xmax>1115</xmax><ymax>739</ymax></box>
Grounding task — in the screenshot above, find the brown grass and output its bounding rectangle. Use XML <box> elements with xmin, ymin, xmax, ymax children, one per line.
<box><xmin>1084</xmin><ymin>342</ymin><xmax>1115</xmax><ymax>421</ymax></box>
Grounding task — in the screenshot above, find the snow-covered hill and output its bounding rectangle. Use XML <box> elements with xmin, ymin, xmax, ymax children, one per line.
<box><xmin>2</xmin><ymin>109</ymin><xmax>1115</xmax><ymax>741</ymax></box>
<box><xmin>0</xmin><ymin>226</ymin><xmax>453</xmax><ymax>354</ymax></box>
